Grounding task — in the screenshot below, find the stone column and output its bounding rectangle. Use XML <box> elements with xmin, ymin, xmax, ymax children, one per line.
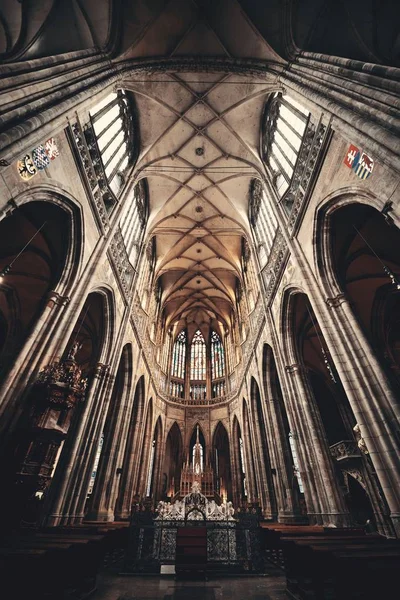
<box><xmin>248</xmin><ymin>397</ymin><xmax>275</xmax><ymax>518</ymax></box>
<box><xmin>266</xmin><ymin>394</ymin><xmax>304</xmax><ymax>523</ymax></box>
<box><xmin>285</xmin><ymin>363</ymin><xmax>350</xmax><ymax>527</ymax></box>
<box><xmin>317</xmin><ymin>292</ymin><xmax>400</xmax><ymax>535</ymax></box>
<box><xmin>69</xmin><ymin>363</ymin><xmax>112</xmax><ymax>524</ymax></box>
<box><xmin>0</xmin><ymin>291</ymin><xmax>70</xmax><ymax>434</ymax></box>
<box><xmin>230</xmin><ymin>423</ymin><xmax>243</xmax><ymax>507</ymax></box>
<box><xmin>43</xmin><ymin>363</ymin><xmax>109</xmax><ymax>526</ymax></box>
<box><xmin>87</xmin><ymin>364</ymin><xmax>136</xmax><ymax>522</ymax></box>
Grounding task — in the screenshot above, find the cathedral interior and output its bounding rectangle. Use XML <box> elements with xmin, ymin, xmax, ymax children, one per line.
<box><xmin>0</xmin><ymin>1</ymin><xmax>400</xmax><ymax>599</ymax></box>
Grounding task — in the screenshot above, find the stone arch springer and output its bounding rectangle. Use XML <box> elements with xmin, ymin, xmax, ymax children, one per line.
<box><xmin>313</xmin><ymin>187</ymin><xmax>387</xmax><ymax>298</ymax></box>
<box><xmin>5</xmin><ymin>185</ymin><xmax>84</xmax><ymax>296</ymax></box>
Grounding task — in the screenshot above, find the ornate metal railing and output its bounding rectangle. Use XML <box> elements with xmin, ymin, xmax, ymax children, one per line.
<box><xmin>330</xmin><ymin>440</ymin><xmax>361</xmax><ymax>461</ymax></box>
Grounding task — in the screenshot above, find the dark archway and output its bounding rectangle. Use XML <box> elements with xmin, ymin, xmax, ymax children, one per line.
<box><xmin>115</xmin><ymin>376</ymin><xmax>146</xmax><ymax>518</ymax></box>
<box><xmin>232</xmin><ymin>416</ymin><xmax>246</xmax><ymax>505</ymax></box>
<box><xmin>0</xmin><ymin>201</ymin><xmax>71</xmax><ymax>382</ymax></box>
<box><xmin>330</xmin><ymin>203</ymin><xmax>400</xmax><ymax>400</ymax></box>
<box><xmin>146</xmin><ymin>416</ymin><xmax>162</xmax><ymax>501</ymax></box>
<box><xmin>262</xmin><ymin>343</ymin><xmax>305</xmax><ymax>518</ymax></box>
<box><xmin>212</xmin><ymin>422</ymin><xmax>232</xmax><ymax>501</ymax></box>
<box><xmin>86</xmin><ymin>343</ymin><xmax>133</xmax><ymax>521</ymax></box>
<box><xmin>250</xmin><ymin>377</ymin><xmax>277</xmax><ymax>517</ymax></box>
<box><xmin>292</xmin><ymin>293</ymin><xmax>355</xmax><ymax>445</ymax></box>
<box><xmin>163</xmin><ymin>422</ymin><xmax>183</xmax><ymax>499</ymax></box>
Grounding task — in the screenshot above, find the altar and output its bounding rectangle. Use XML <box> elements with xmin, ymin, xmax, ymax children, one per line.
<box><xmin>154</xmin><ymin>482</ymin><xmax>237</xmax><ymax>565</ymax></box>
<box><xmin>123</xmin><ymin>483</ymin><xmax>264</xmax><ymax>574</ymax></box>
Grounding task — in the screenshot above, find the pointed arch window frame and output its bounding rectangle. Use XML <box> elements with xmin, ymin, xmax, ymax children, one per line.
<box><xmin>171</xmin><ymin>329</ymin><xmax>187</xmax><ymax>380</ymax></box>
<box><xmin>190</xmin><ymin>329</ymin><xmax>206</xmax><ymax>381</ymax></box>
<box><xmin>211</xmin><ymin>330</ymin><xmax>225</xmax><ymax>380</ymax></box>
<box><xmin>261</xmin><ymin>92</ymin><xmax>310</xmax><ymax>200</ymax></box>
<box><xmin>89</xmin><ymin>89</ymin><xmax>138</xmax><ymax>198</ymax></box>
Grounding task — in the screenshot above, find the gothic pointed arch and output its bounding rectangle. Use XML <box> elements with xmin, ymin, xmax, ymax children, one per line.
<box><xmin>212</xmin><ymin>422</ymin><xmax>232</xmax><ymax>501</ymax></box>
<box><xmin>115</xmin><ymin>376</ymin><xmax>146</xmax><ymax>518</ymax></box>
<box><xmin>162</xmin><ymin>422</ymin><xmax>183</xmax><ymax>499</ymax></box>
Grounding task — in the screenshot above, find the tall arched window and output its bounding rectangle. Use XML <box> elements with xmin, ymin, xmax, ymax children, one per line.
<box><xmin>171</xmin><ymin>330</ymin><xmax>186</xmax><ymax>379</ymax></box>
<box><xmin>249</xmin><ymin>179</ymin><xmax>279</xmax><ymax>270</ymax></box>
<box><xmin>190</xmin><ymin>330</ymin><xmax>206</xmax><ymax>380</ymax></box>
<box><xmin>262</xmin><ymin>93</ymin><xmax>309</xmax><ymax>198</ymax></box>
<box><xmin>89</xmin><ymin>89</ymin><xmax>136</xmax><ymax>196</ymax></box>
<box><xmin>211</xmin><ymin>331</ymin><xmax>225</xmax><ymax>379</ymax></box>
<box><xmin>211</xmin><ymin>331</ymin><xmax>226</xmax><ymax>397</ymax></box>
<box><xmin>120</xmin><ymin>180</ymin><xmax>148</xmax><ymax>265</ymax></box>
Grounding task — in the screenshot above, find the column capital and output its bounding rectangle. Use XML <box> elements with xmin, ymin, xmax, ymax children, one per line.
<box><xmin>326</xmin><ymin>293</ymin><xmax>347</xmax><ymax>309</ymax></box>
<box><xmin>285</xmin><ymin>363</ymin><xmax>303</xmax><ymax>374</ymax></box>
<box><xmin>94</xmin><ymin>363</ymin><xmax>110</xmax><ymax>378</ymax></box>
<box><xmin>47</xmin><ymin>291</ymin><xmax>70</xmax><ymax>306</ymax></box>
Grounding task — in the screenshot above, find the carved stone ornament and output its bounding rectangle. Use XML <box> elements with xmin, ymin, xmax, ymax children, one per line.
<box><xmin>155</xmin><ymin>482</ymin><xmax>235</xmax><ymax>522</ymax></box>
<box><xmin>34</xmin><ymin>357</ymin><xmax>88</xmax><ymax>410</ymax></box>
<box><xmin>353</xmin><ymin>423</ymin><xmax>369</xmax><ymax>455</ymax></box>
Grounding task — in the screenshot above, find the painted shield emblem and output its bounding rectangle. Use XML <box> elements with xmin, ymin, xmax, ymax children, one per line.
<box><xmin>17</xmin><ymin>154</ymin><xmax>37</xmax><ymax>180</ymax></box>
<box><xmin>344</xmin><ymin>144</ymin><xmax>359</xmax><ymax>169</ymax></box>
<box><xmin>352</xmin><ymin>152</ymin><xmax>374</xmax><ymax>179</ymax></box>
<box><xmin>32</xmin><ymin>145</ymin><xmax>50</xmax><ymax>170</ymax></box>
<box><xmin>45</xmin><ymin>137</ymin><xmax>59</xmax><ymax>160</ymax></box>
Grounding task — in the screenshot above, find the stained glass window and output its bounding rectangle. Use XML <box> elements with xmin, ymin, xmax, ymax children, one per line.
<box><xmin>171</xmin><ymin>330</ymin><xmax>186</xmax><ymax>379</ymax></box>
<box><xmin>190</xmin><ymin>329</ymin><xmax>206</xmax><ymax>380</ymax></box>
<box><xmin>211</xmin><ymin>331</ymin><xmax>225</xmax><ymax>379</ymax></box>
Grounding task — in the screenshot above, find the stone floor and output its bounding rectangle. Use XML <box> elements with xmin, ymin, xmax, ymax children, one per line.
<box><xmin>92</xmin><ymin>573</ymin><xmax>289</xmax><ymax>600</ymax></box>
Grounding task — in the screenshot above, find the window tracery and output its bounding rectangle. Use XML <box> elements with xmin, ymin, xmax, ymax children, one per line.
<box><xmin>120</xmin><ymin>180</ymin><xmax>148</xmax><ymax>264</ymax></box>
<box><xmin>262</xmin><ymin>93</ymin><xmax>309</xmax><ymax>198</ymax></box>
<box><xmin>171</xmin><ymin>330</ymin><xmax>186</xmax><ymax>380</ymax></box>
<box><xmin>211</xmin><ymin>331</ymin><xmax>225</xmax><ymax>380</ymax></box>
<box><xmin>89</xmin><ymin>89</ymin><xmax>136</xmax><ymax>196</ymax></box>
<box><xmin>190</xmin><ymin>329</ymin><xmax>206</xmax><ymax>381</ymax></box>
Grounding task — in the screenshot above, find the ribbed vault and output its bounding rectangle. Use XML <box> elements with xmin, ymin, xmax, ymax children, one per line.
<box><xmin>126</xmin><ymin>69</ymin><xmax>276</xmax><ymax>338</ymax></box>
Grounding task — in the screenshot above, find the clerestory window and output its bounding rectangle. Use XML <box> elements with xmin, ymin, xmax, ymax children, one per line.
<box><xmin>190</xmin><ymin>329</ymin><xmax>206</xmax><ymax>381</ymax></box>
<box><xmin>89</xmin><ymin>90</ymin><xmax>136</xmax><ymax>196</ymax></box>
<box><xmin>171</xmin><ymin>330</ymin><xmax>186</xmax><ymax>380</ymax></box>
<box><xmin>262</xmin><ymin>93</ymin><xmax>309</xmax><ymax>198</ymax></box>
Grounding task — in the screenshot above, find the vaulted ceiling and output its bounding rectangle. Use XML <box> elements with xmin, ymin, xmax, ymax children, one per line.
<box><xmin>3</xmin><ymin>0</ymin><xmax>398</xmax><ymax>342</ymax></box>
<box><xmin>121</xmin><ymin>76</ymin><xmax>278</xmax><ymax>339</ymax></box>
<box><xmin>115</xmin><ymin>1</ymin><xmax>286</xmax><ymax>341</ymax></box>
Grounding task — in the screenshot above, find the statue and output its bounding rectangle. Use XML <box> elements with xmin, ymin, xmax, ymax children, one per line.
<box><xmin>67</xmin><ymin>341</ymin><xmax>82</xmax><ymax>361</ymax></box>
<box><xmin>353</xmin><ymin>423</ymin><xmax>369</xmax><ymax>455</ymax></box>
